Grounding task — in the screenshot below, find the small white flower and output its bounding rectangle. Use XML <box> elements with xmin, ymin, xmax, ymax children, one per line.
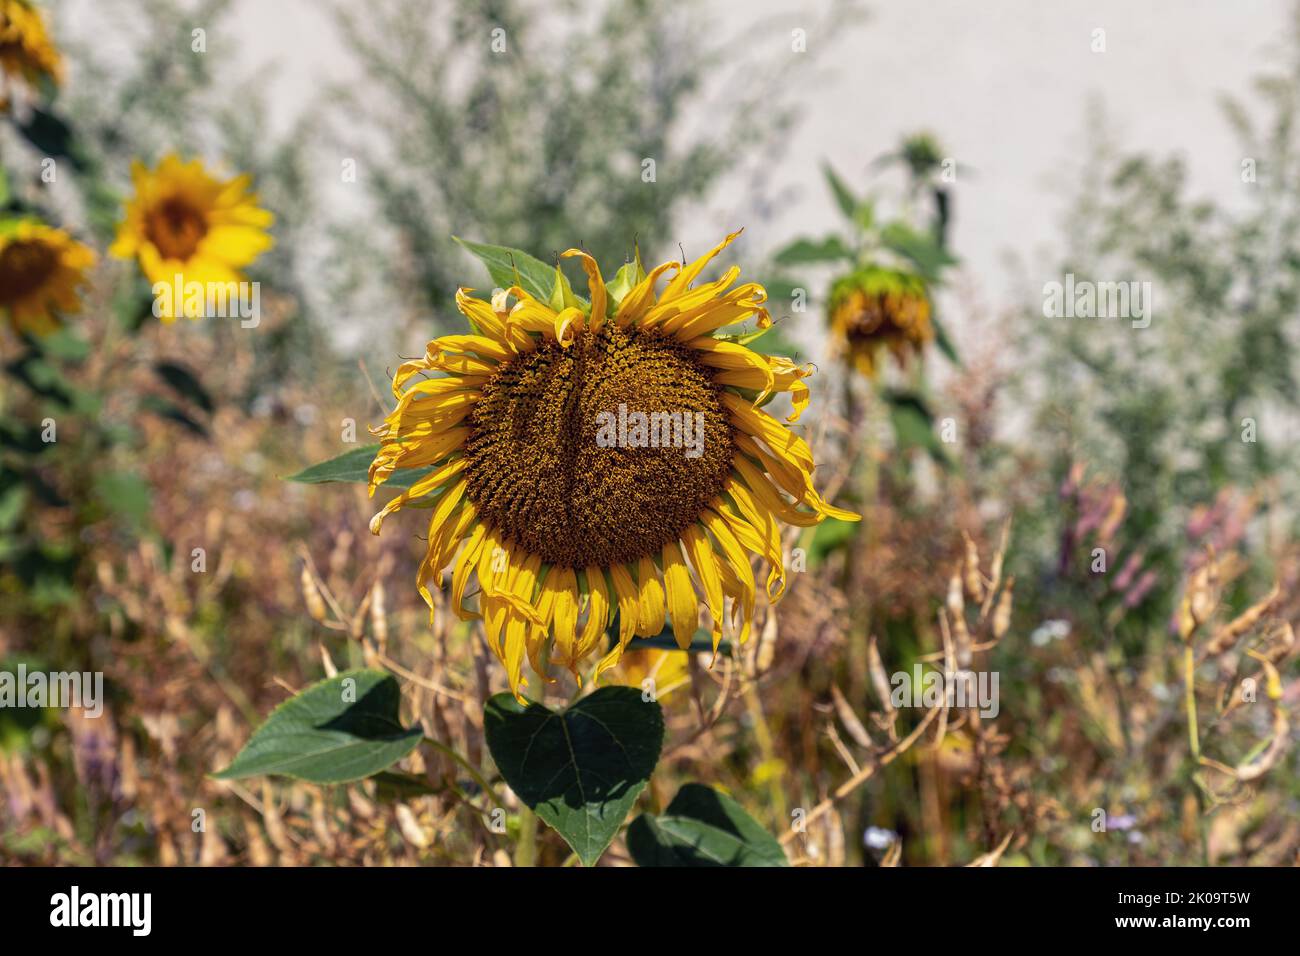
<box><xmin>863</xmin><ymin>826</ymin><xmax>897</xmax><ymax>850</ymax></box>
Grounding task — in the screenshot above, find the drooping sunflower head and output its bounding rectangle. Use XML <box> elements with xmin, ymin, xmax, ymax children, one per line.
<box><xmin>828</xmin><ymin>265</ymin><xmax>932</xmax><ymax>378</ymax></box>
<box><xmin>0</xmin><ymin>218</ymin><xmax>95</xmax><ymax>336</ymax></box>
<box><xmin>109</xmin><ymin>153</ymin><xmax>274</xmax><ymax>321</ymax></box>
<box><xmin>0</xmin><ymin>0</ymin><xmax>62</xmax><ymax>106</ymax></box>
<box><xmin>368</xmin><ymin>231</ymin><xmax>858</xmax><ymax>698</ymax></box>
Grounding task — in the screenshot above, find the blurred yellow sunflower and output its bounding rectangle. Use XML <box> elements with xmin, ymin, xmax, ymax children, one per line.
<box><xmin>611</xmin><ymin>648</ymin><xmax>690</xmax><ymax>700</ymax></box>
<box><xmin>0</xmin><ymin>0</ymin><xmax>62</xmax><ymax>106</ymax></box>
<box><xmin>829</xmin><ymin>265</ymin><xmax>932</xmax><ymax>378</ymax></box>
<box><xmin>109</xmin><ymin>153</ymin><xmax>274</xmax><ymax>321</ymax></box>
<box><xmin>0</xmin><ymin>219</ymin><xmax>95</xmax><ymax>336</ymax></box>
<box><xmin>369</xmin><ymin>232</ymin><xmax>857</xmax><ymax>698</ymax></box>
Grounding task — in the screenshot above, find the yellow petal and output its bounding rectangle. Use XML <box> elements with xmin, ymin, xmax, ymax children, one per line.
<box><xmin>716</xmin><ymin>490</ymin><xmax>786</xmax><ymax>598</ymax></box>
<box><xmin>451</xmin><ymin>524</ymin><xmax>488</xmax><ymax>620</ymax></box>
<box><xmin>662</xmin><ymin>541</ymin><xmax>699</xmax><ymax>650</ymax></box>
<box><xmin>607</xmin><ymin>563</ymin><xmax>641</xmax><ymax>651</ymax></box>
<box><xmin>701</xmin><ymin>508</ymin><xmax>755</xmax><ymax>644</ymax></box>
<box><xmin>614</xmin><ymin>260</ymin><xmax>679</xmax><ymax>327</ymax></box>
<box><xmin>635</xmin><ymin>556</ymin><xmax>666</xmax><ymax>637</ymax></box>
<box><xmin>369</xmin><ymin>463</ymin><xmax>468</xmax><ymax>533</ymax></box>
<box><xmin>661</xmin><ymin>229</ymin><xmax>743</xmax><ymax>301</ymax></box>
<box><xmin>455</xmin><ymin>287</ymin><xmax>524</xmax><ymax>349</ymax></box>
<box><xmin>577</xmin><ymin>566</ymin><xmax>612</xmax><ymax>662</ymax></box>
<box><xmin>561</xmin><ymin>249</ymin><xmax>606</xmax><ymax>334</ymax></box>
<box><xmin>681</xmin><ymin>525</ymin><xmax>724</xmax><ymax>652</ymax></box>
<box><xmin>417</xmin><ymin>498</ymin><xmax>478</xmax><ymax>606</ymax></box>
<box><xmin>431</xmin><ymin>334</ymin><xmax>512</xmax><ymax>365</ymax></box>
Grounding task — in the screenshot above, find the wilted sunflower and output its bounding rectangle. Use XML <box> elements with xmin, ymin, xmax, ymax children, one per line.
<box><xmin>369</xmin><ymin>232</ymin><xmax>857</xmax><ymax>698</ymax></box>
<box><xmin>0</xmin><ymin>0</ymin><xmax>62</xmax><ymax>106</ymax></box>
<box><xmin>829</xmin><ymin>265</ymin><xmax>932</xmax><ymax>378</ymax></box>
<box><xmin>0</xmin><ymin>219</ymin><xmax>95</xmax><ymax>336</ymax></box>
<box><xmin>109</xmin><ymin>153</ymin><xmax>274</xmax><ymax>321</ymax></box>
<box><xmin>611</xmin><ymin>648</ymin><xmax>690</xmax><ymax>700</ymax></box>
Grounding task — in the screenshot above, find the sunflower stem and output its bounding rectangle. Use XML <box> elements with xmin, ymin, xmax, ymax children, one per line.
<box><xmin>1183</xmin><ymin>646</ymin><xmax>1210</xmax><ymax>866</ymax></box>
<box><xmin>742</xmin><ymin>679</ymin><xmax>789</xmax><ymax>824</ymax></box>
<box><xmin>421</xmin><ymin>735</ymin><xmax>506</xmax><ymax>811</ymax></box>
<box><xmin>516</xmin><ymin>805</ymin><xmax>540</xmax><ymax>867</ymax></box>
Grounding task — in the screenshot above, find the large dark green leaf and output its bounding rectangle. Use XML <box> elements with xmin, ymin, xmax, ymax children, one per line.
<box><xmin>627</xmin><ymin>783</ymin><xmax>788</xmax><ymax>866</ymax></box>
<box><xmin>284</xmin><ymin>445</ymin><xmax>433</xmax><ymax>490</ymax></box>
<box><xmin>484</xmin><ymin>686</ymin><xmax>663</xmax><ymax>866</ymax></box>
<box><xmin>214</xmin><ymin>670</ymin><xmax>423</xmax><ymax>784</ymax></box>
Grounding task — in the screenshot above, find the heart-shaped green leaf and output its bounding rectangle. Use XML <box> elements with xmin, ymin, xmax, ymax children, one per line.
<box><xmin>284</xmin><ymin>445</ymin><xmax>433</xmax><ymax>490</ymax></box>
<box><xmin>484</xmin><ymin>686</ymin><xmax>663</xmax><ymax>866</ymax></box>
<box><xmin>627</xmin><ymin>782</ymin><xmax>789</xmax><ymax>866</ymax></box>
<box><xmin>214</xmin><ymin>669</ymin><xmax>422</xmax><ymax>784</ymax></box>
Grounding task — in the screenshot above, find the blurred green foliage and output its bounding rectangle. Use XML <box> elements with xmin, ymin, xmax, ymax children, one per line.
<box><xmin>324</xmin><ymin>0</ymin><xmax>822</xmax><ymax>326</ymax></box>
<box><xmin>1014</xmin><ymin>19</ymin><xmax>1300</xmax><ymax>621</ymax></box>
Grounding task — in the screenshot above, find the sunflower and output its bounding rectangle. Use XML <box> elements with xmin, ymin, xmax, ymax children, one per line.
<box><xmin>109</xmin><ymin>153</ymin><xmax>274</xmax><ymax>321</ymax></box>
<box><xmin>368</xmin><ymin>232</ymin><xmax>857</xmax><ymax>698</ymax></box>
<box><xmin>0</xmin><ymin>219</ymin><xmax>95</xmax><ymax>336</ymax></box>
<box><xmin>611</xmin><ymin>648</ymin><xmax>690</xmax><ymax>700</ymax></box>
<box><xmin>0</xmin><ymin>0</ymin><xmax>62</xmax><ymax>107</ymax></box>
<box><xmin>828</xmin><ymin>265</ymin><xmax>932</xmax><ymax>378</ymax></box>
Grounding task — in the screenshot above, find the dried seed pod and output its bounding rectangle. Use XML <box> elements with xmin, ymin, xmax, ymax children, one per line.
<box><xmin>966</xmin><ymin>831</ymin><xmax>1014</xmax><ymax>867</ymax></box>
<box><xmin>1189</xmin><ymin>568</ymin><xmax>1217</xmax><ymax>627</ymax></box>
<box><xmin>1178</xmin><ymin>564</ymin><xmax>1215</xmax><ymax>641</ymax></box>
<box><xmin>830</xmin><ymin>684</ymin><xmax>874</xmax><ymax>748</ymax></box>
<box><xmin>989</xmin><ymin>520</ymin><xmax>1010</xmax><ymax>588</ymax></box>
<box><xmin>1226</xmin><ymin>691</ymin><xmax>1289</xmax><ymax>784</ymax></box>
<box><xmin>301</xmin><ymin>565</ymin><xmax>328</xmax><ymax>622</ymax></box>
<box><xmin>881</xmin><ymin>837</ymin><xmax>902</xmax><ymax>867</ymax></box>
<box><xmin>395</xmin><ymin>804</ymin><xmax>432</xmax><ymax>848</ymax></box>
<box><xmin>867</xmin><ymin>636</ymin><xmax>896</xmax><ymax>725</ymax></box>
<box><xmin>369</xmin><ymin>579</ymin><xmax>389</xmax><ymax>649</ymax></box>
<box><xmin>948</xmin><ymin>573</ymin><xmax>972</xmax><ymax>665</ymax></box>
<box><xmin>947</xmin><ymin>571</ymin><xmax>965</xmax><ymax>619</ymax></box>
<box><xmin>825</xmin><ymin>806</ymin><xmax>846</xmax><ymax>867</ymax></box>
<box><xmin>1205</xmin><ymin>584</ymin><xmax>1279</xmax><ymax>656</ymax></box>
<box><xmin>319</xmin><ymin>642</ymin><xmax>338</xmax><ymax>678</ymax></box>
<box><xmin>992</xmin><ymin>576</ymin><xmax>1015</xmax><ymax>639</ymax></box>
<box><xmin>755</xmin><ymin>605</ymin><xmax>778</xmax><ymax>674</ymax></box>
<box><xmin>962</xmin><ymin>531</ymin><xmax>985</xmax><ymax>602</ymax></box>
